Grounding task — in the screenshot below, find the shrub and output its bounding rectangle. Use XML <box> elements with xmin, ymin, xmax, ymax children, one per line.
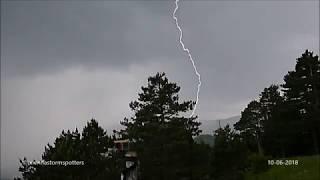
<box><xmin>248</xmin><ymin>153</ymin><xmax>270</xmax><ymax>173</ymax></box>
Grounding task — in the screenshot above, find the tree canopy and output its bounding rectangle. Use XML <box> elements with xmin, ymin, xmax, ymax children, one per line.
<box><xmin>120</xmin><ymin>72</ymin><xmax>202</xmax><ymax>180</ymax></box>
<box><xmin>16</xmin><ymin>50</ymin><xmax>320</xmax><ymax>180</ymax></box>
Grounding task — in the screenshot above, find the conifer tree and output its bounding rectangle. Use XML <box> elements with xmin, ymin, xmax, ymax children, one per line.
<box><xmin>235</xmin><ymin>85</ymin><xmax>283</xmax><ymax>155</ymax></box>
<box><xmin>18</xmin><ymin>119</ymin><xmax>120</xmax><ymax>180</ymax></box>
<box><xmin>282</xmin><ymin>50</ymin><xmax>320</xmax><ymax>154</ymax></box>
<box><xmin>121</xmin><ymin>72</ymin><xmax>201</xmax><ymax>180</ymax></box>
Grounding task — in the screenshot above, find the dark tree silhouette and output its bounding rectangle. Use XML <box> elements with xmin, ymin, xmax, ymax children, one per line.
<box><xmin>18</xmin><ymin>119</ymin><xmax>122</xmax><ymax>180</ymax></box>
<box><xmin>121</xmin><ymin>72</ymin><xmax>201</xmax><ymax>180</ymax></box>
<box><xmin>283</xmin><ymin>50</ymin><xmax>320</xmax><ymax>154</ymax></box>
<box><xmin>212</xmin><ymin>125</ymin><xmax>249</xmax><ymax>180</ymax></box>
<box><xmin>234</xmin><ymin>100</ymin><xmax>264</xmax><ymax>154</ymax></box>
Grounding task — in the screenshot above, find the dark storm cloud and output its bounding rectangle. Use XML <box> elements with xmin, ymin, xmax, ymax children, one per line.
<box><xmin>179</xmin><ymin>0</ymin><xmax>319</xmax><ymax>104</ymax></box>
<box><xmin>1</xmin><ymin>1</ymin><xmax>179</xmax><ymax>77</ymax></box>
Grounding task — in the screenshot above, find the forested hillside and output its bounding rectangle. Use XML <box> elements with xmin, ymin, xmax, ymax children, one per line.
<box><xmin>16</xmin><ymin>50</ymin><xmax>319</xmax><ymax>180</ymax></box>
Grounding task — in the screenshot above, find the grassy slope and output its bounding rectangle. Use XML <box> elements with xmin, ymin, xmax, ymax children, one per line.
<box><xmin>245</xmin><ymin>156</ymin><xmax>320</xmax><ymax>180</ymax></box>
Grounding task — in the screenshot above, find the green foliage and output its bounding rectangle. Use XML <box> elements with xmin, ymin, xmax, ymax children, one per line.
<box><xmin>190</xmin><ymin>143</ymin><xmax>212</xmax><ymax>180</ymax></box>
<box><xmin>17</xmin><ymin>50</ymin><xmax>320</xmax><ymax>180</ymax></box>
<box><xmin>18</xmin><ymin>158</ymin><xmax>37</xmax><ymax>180</ymax></box>
<box><xmin>120</xmin><ymin>72</ymin><xmax>202</xmax><ymax>180</ymax></box>
<box><xmin>245</xmin><ymin>156</ymin><xmax>320</xmax><ymax>180</ymax></box>
<box><xmin>262</xmin><ymin>50</ymin><xmax>320</xmax><ymax>157</ymax></box>
<box><xmin>236</xmin><ymin>50</ymin><xmax>320</xmax><ymax>157</ymax></box>
<box><xmin>212</xmin><ymin>125</ymin><xmax>249</xmax><ymax>180</ymax></box>
<box><xmin>283</xmin><ymin>50</ymin><xmax>320</xmax><ymax>115</ymax></box>
<box><xmin>233</xmin><ymin>50</ymin><xmax>320</xmax><ymax>179</ymax></box>
<box><xmin>235</xmin><ymin>100</ymin><xmax>264</xmax><ymax>153</ymax></box>
<box><xmin>18</xmin><ymin>119</ymin><xmax>122</xmax><ymax>180</ymax></box>
<box><xmin>282</xmin><ymin>50</ymin><xmax>320</xmax><ymax>154</ymax></box>
<box><xmin>235</xmin><ymin>85</ymin><xmax>283</xmax><ymax>155</ymax></box>
<box><xmin>262</xmin><ymin>101</ymin><xmax>309</xmax><ymax>157</ymax></box>
<box><xmin>247</xmin><ymin>154</ymin><xmax>270</xmax><ymax>173</ymax></box>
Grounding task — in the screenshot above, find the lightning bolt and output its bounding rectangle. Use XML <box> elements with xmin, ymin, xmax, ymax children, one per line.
<box><xmin>173</xmin><ymin>0</ymin><xmax>201</xmax><ymax>117</ymax></box>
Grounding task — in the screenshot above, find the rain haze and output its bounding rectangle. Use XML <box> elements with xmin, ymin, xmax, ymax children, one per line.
<box><xmin>1</xmin><ymin>0</ymin><xmax>319</xmax><ymax>179</ymax></box>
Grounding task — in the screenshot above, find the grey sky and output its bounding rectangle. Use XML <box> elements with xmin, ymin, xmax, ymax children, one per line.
<box><xmin>1</xmin><ymin>0</ymin><xmax>319</xmax><ymax>178</ymax></box>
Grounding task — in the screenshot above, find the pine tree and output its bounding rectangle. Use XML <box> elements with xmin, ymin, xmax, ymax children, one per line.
<box><xmin>81</xmin><ymin>119</ymin><xmax>113</xmax><ymax>179</ymax></box>
<box><xmin>121</xmin><ymin>72</ymin><xmax>201</xmax><ymax>180</ymax></box>
<box><xmin>234</xmin><ymin>100</ymin><xmax>264</xmax><ymax>154</ymax></box>
<box><xmin>282</xmin><ymin>50</ymin><xmax>320</xmax><ymax>154</ymax></box>
<box><xmin>212</xmin><ymin>125</ymin><xmax>249</xmax><ymax>180</ymax></box>
<box><xmin>235</xmin><ymin>85</ymin><xmax>283</xmax><ymax>155</ymax></box>
<box><xmin>259</xmin><ymin>85</ymin><xmax>284</xmax><ymax>122</ymax></box>
<box><xmin>18</xmin><ymin>119</ymin><xmax>119</xmax><ymax>180</ymax></box>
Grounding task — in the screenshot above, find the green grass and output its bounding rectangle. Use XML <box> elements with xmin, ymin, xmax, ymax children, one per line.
<box><xmin>245</xmin><ymin>155</ymin><xmax>320</xmax><ymax>180</ymax></box>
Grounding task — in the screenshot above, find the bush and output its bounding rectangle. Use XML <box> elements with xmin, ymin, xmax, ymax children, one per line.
<box><xmin>248</xmin><ymin>154</ymin><xmax>270</xmax><ymax>173</ymax></box>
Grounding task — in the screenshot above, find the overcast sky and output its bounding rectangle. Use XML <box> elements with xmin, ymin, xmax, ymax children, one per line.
<box><xmin>1</xmin><ymin>0</ymin><xmax>319</xmax><ymax>178</ymax></box>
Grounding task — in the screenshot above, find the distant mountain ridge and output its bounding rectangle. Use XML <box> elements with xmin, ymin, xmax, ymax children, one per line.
<box><xmin>108</xmin><ymin>115</ymin><xmax>241</xmax><ymax>136</ymax></box>
<box><xmin>199</xmin><ymin>115</ymin><xmax>240</xmax><ymax>135</ymax></box>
